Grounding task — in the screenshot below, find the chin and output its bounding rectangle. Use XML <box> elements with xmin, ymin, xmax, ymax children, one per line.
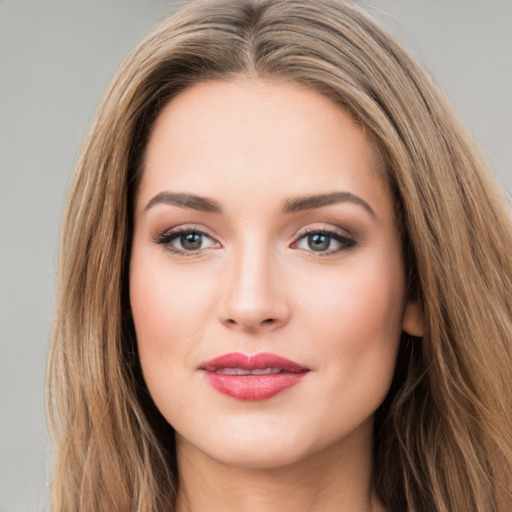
<box><xmin>205</xmin><ymin>443</ymin><xmax>314</xmax><ymax>470</ymax></box>
<box><xmin>175</xmin><ymin>411</ymin><xmax>372</xmax><ymax>472</ymax></box>
<box><xmin>176</xmin><ymin>419</ymin><xmax>320</xmax><ymax>470</ymax></box>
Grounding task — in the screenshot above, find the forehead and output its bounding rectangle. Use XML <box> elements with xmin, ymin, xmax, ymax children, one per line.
<box><xmin>138</xmin><ymin>79</ymin><xmax>391</xmax><ymax>219</ymax></box>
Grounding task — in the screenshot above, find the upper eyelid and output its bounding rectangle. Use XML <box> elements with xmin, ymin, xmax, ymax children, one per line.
<box><xmin>155</xmin><ymin>224</ymin><xmax>219</xmax><ymax>240</ymax></box>
<box><xmin>153</xmin><ymin>227</ymin><xmax>221</xmax><ymax>257</ymax></box>
<box><xmin>293</xmin><ymin>224</ymin><xmax>354</xmax><ymax>240</ymax></box>
<box><xmin>291</xmin><ymin>225</ymin><xmax>356</xmax><ymax>252</ymax></box>
<box><xmin>153</xmin><ymin>223</ymin><xmax>355</xmax><ymax>246</ymax></box>
<box><xmin>152</xmin><ymin>227</ymin><xmax>222</xmax><ymax>254</ymax></box>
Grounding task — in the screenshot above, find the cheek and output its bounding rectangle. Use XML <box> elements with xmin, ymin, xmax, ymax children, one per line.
<box><xmin>131</xmin><ymin>252</ymin><xmax>211</xmax><ymax>342</ymax></box>
<box><xmin>128</xmin><ymin>246</ymin><xmax>217</xmax><ymax>399</ymax></box>
<box><xmin>301</xmin><ymin>252</ymin><xmax>406</xmax><ymax>383</ymax></box>
<box><xmin>129</xmin><ymin>255</ymin><xmax>211</xmax><ymax>419</ymax></box>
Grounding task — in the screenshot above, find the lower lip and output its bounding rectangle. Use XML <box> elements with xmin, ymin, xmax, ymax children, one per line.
<box><xmin>202</xmin><ymin>372</ymin><xmax>307</xmax><ymax>401</ymax></box>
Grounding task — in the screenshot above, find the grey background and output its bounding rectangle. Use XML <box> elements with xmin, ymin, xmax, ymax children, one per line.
<box><xmin>1</xmin><ymin>1</ymin><xmax>510</xmax><ymax>511</ymax></box>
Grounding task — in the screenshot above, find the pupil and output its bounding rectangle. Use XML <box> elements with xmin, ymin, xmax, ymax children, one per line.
<box><xmin>308</xmin><ymin>233</ymin><xmax>330</xmax><ymax>251</ymax></box>
<box><xmin>181</xmin><ymin>232</ymin><xmax>202</xmax><ymax>250</ymax></box>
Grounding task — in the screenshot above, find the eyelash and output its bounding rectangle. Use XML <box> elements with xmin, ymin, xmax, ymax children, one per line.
<box><xmin>291</xmin><ymin>226</ymin><xmax>356</xmax><ymax>256</ymax></box>
<box><xmin>153</xmin><ymin>226</ymin><xmax>356</xmax><ymax>256</ymax></box>
<box><xmin>153</xmin><ymin>226</ymin><xmax>219</xmax><ymax>256</ymax></box>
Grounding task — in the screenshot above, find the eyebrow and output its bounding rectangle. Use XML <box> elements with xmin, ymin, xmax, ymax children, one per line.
<box><xmin>282</xmin><ymin>192</ymin><xmax>376</xmax><ymax>218</ymax></box>
<box><xmin>144</xmin><ymin>190</ymin><xmax>376</xmax><ymax>219</ymax></box>
<box><xmin>145</xmin><ymin>192</ymin><xmax>222</xmax><ymax>213</ymax></box>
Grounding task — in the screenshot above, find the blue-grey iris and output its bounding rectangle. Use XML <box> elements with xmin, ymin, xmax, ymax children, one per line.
<box><xmin>181</xmin><ymin>232</ymin><xmax>203</xmax><ymax>250</ymax></box>
<box><xmin>308</xmin><ymin>233</ymin><xmax>330</xmax><ymax>251</ymax></box>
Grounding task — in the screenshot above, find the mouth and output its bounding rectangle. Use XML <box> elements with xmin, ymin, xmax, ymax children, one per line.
<box><xmin>199</xmin><ymin>352</ymin><xmax>310</xmax><ymax>401</ymax></box>
<box><xmin>213</xmin><ymin>367</ymin><xmax>284</xmax><ymax>375</ymax></box>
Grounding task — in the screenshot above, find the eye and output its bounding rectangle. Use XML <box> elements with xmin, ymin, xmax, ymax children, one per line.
<box><xmin>293</xmin><ymin>228</ymin><xmax>355</xmax><ymax>254</ymax></box>
<box><xmin>153</xmin><ymin>228</ymin><xmax>220</xmax><ymax>255</ymax></box>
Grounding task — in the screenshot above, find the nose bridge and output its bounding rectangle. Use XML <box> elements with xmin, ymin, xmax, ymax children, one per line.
<box><xmin>221</xmin><ymin>237</ymin><xmax>288</xmax><ymax>330</ymax></box>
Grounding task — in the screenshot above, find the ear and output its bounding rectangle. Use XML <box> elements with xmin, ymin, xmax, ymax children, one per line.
<box><xmin>402</xmin><ymin>299</ymin><xmax>424</xmax><ymax>337</ymax></box>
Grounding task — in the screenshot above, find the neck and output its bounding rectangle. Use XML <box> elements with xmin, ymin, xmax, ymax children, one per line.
<box><xmin>174</xmin><ymin>422</ymin><xmax>386</xmax><ymax>512</ymax></box>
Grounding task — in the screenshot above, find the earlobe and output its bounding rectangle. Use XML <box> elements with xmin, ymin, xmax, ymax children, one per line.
<box><xmin>402</xmin><ymin>300</ymin><xmax>425</xmax><ymax>337</ymax></box>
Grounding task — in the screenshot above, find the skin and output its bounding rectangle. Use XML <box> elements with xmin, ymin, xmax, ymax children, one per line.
<box><xmin>130</xmin><ymin>79</ymin><xmax>423</xmax><ymax>512</ymax></box>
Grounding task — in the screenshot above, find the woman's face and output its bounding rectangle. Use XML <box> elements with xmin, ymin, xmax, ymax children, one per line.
<box><xmin>130</xmin><ymin>79</ymin><xmax>422</xmax><ymax>469</ymax></box>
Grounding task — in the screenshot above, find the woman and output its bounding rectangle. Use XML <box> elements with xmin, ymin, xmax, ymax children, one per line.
<box><xmin>47</xmin><ymin>0</ymin><xmax>512</xmax><ymax>511</ymax></box>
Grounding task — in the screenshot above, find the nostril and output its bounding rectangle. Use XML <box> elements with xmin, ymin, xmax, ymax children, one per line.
<box><xmin>224</xmin><ymin>317</ymin><xmax>276</xmax><ymax>328</ymax></box>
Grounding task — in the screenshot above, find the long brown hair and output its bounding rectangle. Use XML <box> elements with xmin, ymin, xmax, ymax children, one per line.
<box><xmin>47</xmin><ymin>1</ymin><xmax>512</xmax><ymax>510</ymax></box>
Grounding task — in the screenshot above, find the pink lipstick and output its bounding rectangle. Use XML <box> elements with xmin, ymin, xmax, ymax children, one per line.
<box><xmin>199</xmin><ymin>352</ymin><xmax>309</xmax><ymax>401</ymax></box>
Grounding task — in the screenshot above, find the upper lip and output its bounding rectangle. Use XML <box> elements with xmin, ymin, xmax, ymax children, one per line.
<box><xmin>199</xmin><ymin>352</ymin><xmax>310</xmax><ymax>373</ymax></box>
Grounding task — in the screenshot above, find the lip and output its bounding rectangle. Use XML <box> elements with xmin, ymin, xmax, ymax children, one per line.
<box><xmin>199</xmin><ymin>352</ymin><xmax>310</xmax><ymax>401</ymax></box>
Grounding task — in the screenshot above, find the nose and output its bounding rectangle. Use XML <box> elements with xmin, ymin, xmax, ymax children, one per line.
<box><xmin>219</xmin><ymin>245</ymin><xmax>291</xmax><ymax>332</ymax></box>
